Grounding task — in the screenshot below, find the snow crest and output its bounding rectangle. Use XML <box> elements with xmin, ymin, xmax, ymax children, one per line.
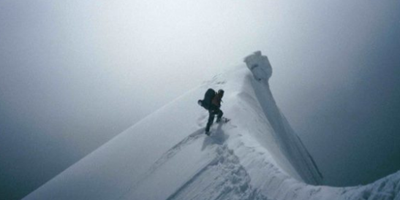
<box><xmin>24</xmin><ymin>53</ymin><xmax>400</xmax><ymax>200</ymax></box>
<box><xmin>244</xmin><ymin>51</ymin><xmax>323</xmax><ymax>185</ymax></box>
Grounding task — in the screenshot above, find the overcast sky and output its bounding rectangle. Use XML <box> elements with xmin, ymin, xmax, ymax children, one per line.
<box><xmin>1</xmin><ymin>1</ymin><xmax>399</xmax><ymax>199</ymax></box>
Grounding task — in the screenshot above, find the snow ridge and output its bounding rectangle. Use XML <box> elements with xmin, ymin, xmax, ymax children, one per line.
<box><xmin>23</xmin><ymin>53</ymin><xmax>400</xmax><ymax>200</ymax></box>
<box><xmin>244</xmin><ymin>51</ymin><xmax>323</xmax><ymax>185</ymax></box>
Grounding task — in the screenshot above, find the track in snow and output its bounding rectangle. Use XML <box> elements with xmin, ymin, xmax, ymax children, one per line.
<box><xmin>167</xmin><ymin>144</ymin><xmax>270</xmax><ymax>200</ymax></box>
<box><xmin>138</xmin><ymin>121</ymin><xmax>269</xmax><ymax>200</ymax></box>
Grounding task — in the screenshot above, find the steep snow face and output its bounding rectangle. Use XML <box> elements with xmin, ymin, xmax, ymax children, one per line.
<box><xmin>24</xmin><ymin>58</ymin><xmax>400</xmax><ymax>200</ymax></box>
<box><xmin>244</xmin><ymin>51</ymin><xmax>323</xmax><ymax>185</ymax></box>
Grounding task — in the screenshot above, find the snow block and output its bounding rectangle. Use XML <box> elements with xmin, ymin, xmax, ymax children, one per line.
<box><xmin>244</xmin><ymin>51</ymin><xmax>272</xmax><ymax>82</ymax></box>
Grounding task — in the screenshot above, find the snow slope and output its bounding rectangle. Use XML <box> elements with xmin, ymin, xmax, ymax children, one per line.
<box><xmin>24</xmin><ymin>52</ymin><xmax>400</xmax><ymax>200</ymax></box>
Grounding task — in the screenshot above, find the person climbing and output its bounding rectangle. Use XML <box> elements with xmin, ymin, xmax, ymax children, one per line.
<box><xmin>198</xmin><ymin>88</ymin><xmax>224</xmax><ymax>135</ymax></box>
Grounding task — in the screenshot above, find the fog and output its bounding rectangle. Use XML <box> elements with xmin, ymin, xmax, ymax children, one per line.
<box><xmin>0</xmin><ymin>0</ymin><xmax>399</xmax><ymax>199</ymax></box>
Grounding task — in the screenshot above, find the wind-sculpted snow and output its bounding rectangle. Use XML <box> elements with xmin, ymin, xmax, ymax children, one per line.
<box><xmin>244</xmin><ymin>51</ymin><xmax>272</xmax><ymax>81</ymax></box>
<box><xmin>244</xmin><ymin>51</ymin><xmax>323</xmax><ymax>185</ymax></box>
<box><xmin>24</xmin><ymin>54</ymin><xmax>400</xmax><ymax>200</ymax></box>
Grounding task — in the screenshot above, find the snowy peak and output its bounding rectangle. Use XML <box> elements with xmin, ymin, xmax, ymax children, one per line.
<box><xmin>24</xmin><ymin>53</ymin><xmax>400</xmax><ymax>200</ymax></box>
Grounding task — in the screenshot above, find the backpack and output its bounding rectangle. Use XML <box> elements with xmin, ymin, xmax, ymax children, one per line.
<box><xmin>199</xmin><ymin>88</ymin><xmax>216</xmax><ymax>110</ymax></box>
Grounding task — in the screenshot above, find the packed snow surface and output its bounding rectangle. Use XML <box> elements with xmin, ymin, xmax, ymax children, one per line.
<box><xmin>25</xmin><ymin>52</ymin><xmax>400</xmax><ymax>200</ymax></box>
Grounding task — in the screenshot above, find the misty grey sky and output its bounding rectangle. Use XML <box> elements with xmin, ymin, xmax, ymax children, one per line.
<box><xmin>1</xmin><ymin>0</ymin><xmax>399</xmax><ymax>199</ymax></box>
